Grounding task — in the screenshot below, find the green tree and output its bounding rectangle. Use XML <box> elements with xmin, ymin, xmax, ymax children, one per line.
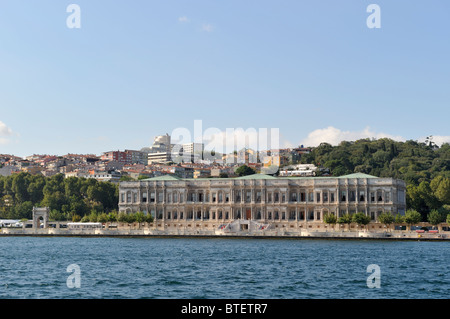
<box><xmin>394</xmin><ymin>214</ymin><xmax>405</xmax><ymax>224</ymax></box>
<box><xmin>378</xmin><ymin>212</ymin><xmax>395</xmax><ymax>229</ymax></box>
<box><xmin>117</xmin><ymin>211</ymin><xmax>128</xmax><ymax>223</ymax></box>
<box><xmin>323</xmin><ymin>212</ymin><xmax>337</xmax><ymax>226</ymax></box>
<box><xmin>12</xmin><ymin>172</ymin><xmax>29</xmax><ymax>204</ymax></box>
<box><xmin>119</xmin><ymin>175</ymin><xmax>134</xmax><ymax>182</ymax></box>
<box><xmin>49</xmin><ymin>209</ymin><xmax>65</xmax><ymax>221</ymax></box>
<box><xmin>352</xmin><ymin>212</ymin><xmax>371</xmax><ymax>228</ymax></box>
<box><xmin>145</xmin><ymin>214</ymin><xmax>154</xmax><ymax>223</ymax></box>
<box><xmin>435</xmin><ymin>178</ymin><xmax>450</xmax><ymax>205</ymax></box>
<box><xmin>135</xmin><ymin>211</ymin><xmax>145</xmax><ymax>223</ymax></box>
<box><xmin>427</xmin><ymin>209</ymin><xmax>445</xmax><ymax>226</ymax></box>
<box><xmin>97</xmin><ymin>213</ymin><xmax>109</xmax><ymax>223</ymax></box>
<box><xmin>235</xmin><ymin>165</ymin><xmax>256</xmax><ymax>177</ymax></box>
<box><xmin>27</xmin><ymin>175</ymin><xmax>45</xmax><ymax>204</ymax></box>
<box><xmin>13</xmin><ymin>201</ymin><xmax>33</xmax><ymax>219</ymax></box>
<box><xmin>88</xmin><ymin>211</ymin><xmax>98</xmax><ymax>222</ymax></box>
<box><xmin>107</xmin><ymin>211</ymin><xmax>118</xmax><ymax>222</ymax></box>
<box><xmin>126</xmin><ymin>213</ymin><xmax>136</xmax><ymax>223</ymax></box>
<box><xmin>337</xmin><ymin>214</ymin><xmax>352</xmax><ymax>230</ymax></box>
<box><xmin>404</xmin><ymin>209</ymin><xmax>422</xmax><ymax>229</ymax></box>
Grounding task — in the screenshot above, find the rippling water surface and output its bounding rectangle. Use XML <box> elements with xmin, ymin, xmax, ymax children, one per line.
<box><xmin>0</xmin><ymin>237</ymin><xmax>449</xmax><ymax>299</ymax></box>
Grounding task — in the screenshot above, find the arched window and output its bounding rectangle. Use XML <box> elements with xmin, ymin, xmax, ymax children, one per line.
<box><xmin>291</xmin><ymin>192</ymin><xmax>297</xmax><ymax>202</ymax></box>
<box><xmin>274</xmin><ymin>192</ymin><xmax>279</xmax><ymax>203</ymax></box>
<box><xmin>299</xmin><ymin>211</ymin><xmax>305</xmax><ymax>220</ymax></box>
<box><xmin>377</xmin><ymin>190</ymin><xmax>383</xmax><ymax>202</ymax></box>
<box><xmin>235</xmin><ymin>190</ymin><xmax>241</xmax><ymax>202</ymax></box>
<box><xmin>289</xmin><ymin>210</ymin><xmax>296</xmax><ymax>220</ymax></box>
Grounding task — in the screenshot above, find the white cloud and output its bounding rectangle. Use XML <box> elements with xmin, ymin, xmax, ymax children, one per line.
<box><xmin>0</xmin><ymin>121</ymin><xmax>13</xmax><ymax>145</ymax></box>
<box><xmin>178</xmin><ymin>16</ymin><xmax>189</xmax><ymax>23</ymax></box>
<box><xmin>0</xmin><ymin>121</ymin><xmax>12</xmax><ymax>136</ymax></box>
<box><xmin>300</xmin><ymin>126</ymin><xmax>406</xmax><ymax>147</ymax></box>
<box><xmin>201</xmin><ymin>23</ymin><xmax>214</xmax><ymax>32</ymax></box>
<box><xmin>419</xmin><ymin>135</ymin><xmax>450</xmax><ymax>147</ymax></box>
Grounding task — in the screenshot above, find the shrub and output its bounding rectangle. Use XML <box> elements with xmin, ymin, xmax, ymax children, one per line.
<box><xmin>352</xmin><ymin>212</ymin><xmax>371</xmax><ymax>226</ymax></box>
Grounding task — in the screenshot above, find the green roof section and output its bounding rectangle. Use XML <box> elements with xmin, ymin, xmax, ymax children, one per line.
<box><xmin>234</xmin><ymin>174</ymin><xmax>277</xmax><ymax>180</ymax></box>
<box><xmin>337</xmin><ymin>173</ymin><xmax>378</xmax><ymax>179</ymax></box>
<box><xmin>141</xmin><ymin>175</ymin><xmax>182</xmax><ymax>181</ymax></box>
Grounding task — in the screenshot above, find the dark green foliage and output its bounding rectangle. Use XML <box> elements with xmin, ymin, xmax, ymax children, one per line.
<box><xmin>235</xmin><ymin>165</ymin><xmax>256</xmax><ymax>176</ymax></box>
<box><xmin>302</xmin><ymin>139</ymin><xmax>450</xmax><ymax>215</ymax></box>
<box><xmin>0</xmin><ymin>173</ymin><xmax>119</xmax><ymax>220</ymax></box>
<box><xmin>352</xmin><ymin>212</ymin><xmax>371</xmax><ymax>226</ymax></box>
<box><xmin>427</xmin><ymin>209</ymin><xmax>446</xmax><ymax>226</ymax></box>
<box><xmin>302</xmin><ymin>138</ymin><xmax>450</xmax><ymax>181</ymax></box>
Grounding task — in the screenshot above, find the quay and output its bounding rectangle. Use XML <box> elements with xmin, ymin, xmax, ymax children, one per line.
<box><xmin>1</xmin><ymin>220</ymin><xmax>449</xmax><ymax>241</ymax></box>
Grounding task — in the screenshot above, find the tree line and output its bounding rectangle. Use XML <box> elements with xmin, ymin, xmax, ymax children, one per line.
<box><xmin>75</xmin><ymin>211</ymin><xmax>153</xmax><ymax>224</ymax></box>
<box><xmin>324</xmin><ymin>209</ymin><xmax>450</xmax><ymax>229</ymax></box>
<box><xmin>0</xmin><ymin>173</ymin><xmax>118</xmax><ymax>221</ymax></box>
<box><xmin>301</xmin><ymin>138</ymin><xmax>450</xmax><ymax>222</ymax></box>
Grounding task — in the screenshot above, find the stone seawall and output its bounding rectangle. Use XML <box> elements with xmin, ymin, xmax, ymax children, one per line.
<box><xmin>1</xmin><ymin>228</ymin><xmax>448</xmax><ymax>240</ymax></box>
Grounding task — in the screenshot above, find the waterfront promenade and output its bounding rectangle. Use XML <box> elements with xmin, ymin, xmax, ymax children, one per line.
<box><xmin>1</xmin><ymin>221</ymin><xmax>449</xmax><ymax>240</ymax></box>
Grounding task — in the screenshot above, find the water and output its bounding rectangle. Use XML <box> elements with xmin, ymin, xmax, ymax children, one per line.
<box><xmin>0</xmin><ymin>237</ymin><xmax>449</xmax><ymax>299</ymax></box>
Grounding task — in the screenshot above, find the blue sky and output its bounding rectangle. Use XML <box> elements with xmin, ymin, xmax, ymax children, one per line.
<box><xmin>0</xmin><ymin>0</ymin><xmax>449</xmax><ymax>157</ymax></box>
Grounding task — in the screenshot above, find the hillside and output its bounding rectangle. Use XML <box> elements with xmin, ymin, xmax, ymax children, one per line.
<box><xmin>300</xmin><ymin>138</ymin><xmax>450</xmax><ymax>216</ymax></box>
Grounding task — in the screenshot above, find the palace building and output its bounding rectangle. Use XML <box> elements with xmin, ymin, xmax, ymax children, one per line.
<box><xmin>118</xmin><ymin>173</ymin><xmax>407</xmax><ymax>230</ymax></box>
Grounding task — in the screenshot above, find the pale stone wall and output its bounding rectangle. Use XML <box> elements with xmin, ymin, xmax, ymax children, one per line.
<box><xmin>1</xmin><ymin>225</ymin><xmax>449</xmax><ymax>240</ymax></box>
<box><xmin>118</xmin><ymin>176</ymin><xmax>407</xmax><ymax>227</ymax></box>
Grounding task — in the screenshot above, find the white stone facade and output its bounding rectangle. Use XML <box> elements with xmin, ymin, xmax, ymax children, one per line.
<box><xmin>118</xmin><ymin>174</ymin><xmax>407</xmax><ymax>229</ymax></box>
